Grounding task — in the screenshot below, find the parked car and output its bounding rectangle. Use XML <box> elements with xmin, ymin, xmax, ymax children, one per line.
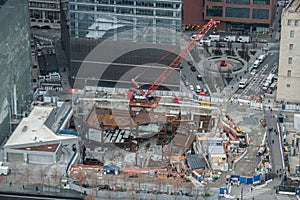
<box><xmin>189</xmin><ymin>85</ymin><xmax>194</xmax><ymax>91</ymax></box>
<box><xmin>196</xmin><ymin>85</ymin><xmax>202</xmax><ymax>93</ymax></box>
<box><xmin>190</xmin><ymin>66</ymin><xmax>196</xmax><ymax>72</ymax></box>
<box><xmin>196</xmin><ymin>74</ymin><xmax>202</xmax><ymax>81</ymax></box>
<box><xmin>250</xmin><ymin>69</ymin><xmax>257</xmax><ymax>75</ymax></box>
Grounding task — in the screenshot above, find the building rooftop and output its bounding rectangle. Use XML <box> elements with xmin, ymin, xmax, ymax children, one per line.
<box><xmin>4</xmin><ymin>106</ymin><xmax>75</xmax><ymax>147</ymax></box>
<box><xmin>13</xmin><ymin>143</ymin><xmax>60</xmax><ymax>153</ymax></box>
<box><xmin>286</xmin><ymin>0</ymin><xmax>300</xmax><ymax>12</ymax></box>
<box><xmin>208</xmin><ymin>145</ymin><xmax>225</xmax><ymax>154</ymax></box>
<box><xmin>186</xmin><ymin>154</ymin><xmax>206</xmax><ymax>170</ymax></box>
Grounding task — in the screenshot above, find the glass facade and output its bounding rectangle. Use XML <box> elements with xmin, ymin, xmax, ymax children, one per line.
<box><xmin>61</xmin><ymin>0</ymin><xmax>183</xmax><ymax>85</ymax></box>
<box><xmin>0</xmin><ymin>0</ymin><xmax>32</xmax><ymax>143</ymax></box>
<box><xmin>68</xmin><ymin>0</ymin><xmax>182</xmax><ymax>43</ymax></box>
<box><xmin>226</xmin><ymin>0</ymin><xmax>250</xmax><ymax>5</ymax></box>
<box><xmin>252</xmin><ymin>8</ymin><xmax>269</xmax><ymax>20</ymax></box>
<box><xmin>225</xmin><ymin>7</ymin><xmax>250</xmax><ymax>19</ymax></box>
<box><xmin>253</xmin><ymin>0</ymin><xmax>270</xmax><ymax>5</ymax></box>
<box><xmin>29</xmin><ymin>0</ymin><xmax>60</xmax><ymax>26</ymax></box>
<box><xmin>206</xmin><ymin>6</ymin><xmax>223</xmax><ymax>17</ymax></box>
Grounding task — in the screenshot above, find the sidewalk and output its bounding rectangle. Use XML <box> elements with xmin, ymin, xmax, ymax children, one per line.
<box><xmin>0</xmin><ymin>181</ymin><xmax>82</xmax><ymax>199</ymax></box>
<box><xmin>54</xmin><ymin>38</ymin><xmax>71</xmax><ymax>92</ymax></box>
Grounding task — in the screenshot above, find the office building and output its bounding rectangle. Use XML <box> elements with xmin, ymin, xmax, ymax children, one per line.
<box><xmin>29</xmin><ymin>0</ymin><xmax>60</xmax><ymax>29</ymax></box>
<box><xmin>183</xmin><ymin>0</ymin><xmax>277</xmax><ymax>34</ymax></box>
<box><xmin>277</xmin><ymin>0</ymin><xmax>300</xmax><ymax>103</ymax></box>
<box><xmin>61</xmin><ymin>0</ymin><xmax>182</xmax><ymax>90</ymax></box>
<box><xmin>0</xmin><ymin>0</ymin><xmax>33</xmax><ymax>143</ymax></box>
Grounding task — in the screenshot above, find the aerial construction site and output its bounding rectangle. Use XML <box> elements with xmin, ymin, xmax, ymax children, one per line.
<box><xmin>68</xmin><ymin>19</ymin><xmax>254</xmax><ymax>196</ymax></box>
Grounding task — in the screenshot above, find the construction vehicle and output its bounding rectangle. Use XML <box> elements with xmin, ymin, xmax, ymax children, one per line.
<box><xmin>256</xmin><ymin>144</ymin><xmax>267</xmax><ymax>156</ymax></box>
<box><xmin>129</xmin><ymin>19</ymin><xmax>219</xmax><ymax>108</ymax></box>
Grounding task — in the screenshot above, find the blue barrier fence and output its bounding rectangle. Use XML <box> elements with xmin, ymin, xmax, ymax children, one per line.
<box><xmin>229</xmin><ymin>174</ymin><xmax>262</xmax><ymax>185</ymax></box>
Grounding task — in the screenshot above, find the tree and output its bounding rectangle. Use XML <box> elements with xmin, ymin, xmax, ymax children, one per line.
<box><xmin>38</xmin><ymin>166</ymin><xmax>47</xmax><ymax>184</ymax></box>
<box><xmin>74</xmin><ymin>169</ymin><xmax>86</xmax><ymax>194</ymax></box>
<box><xmin>87</xmin><ymin>170</ymin><xmax>98</xmax><ymax>197</ymax></box>
<box><xmin>11</xmin><ymin>163</ymin><xmax>19</xmax><ymax>181</ymax></box>
<box><xmin>51</xmin><ymin>167</ymin><xmax>62</xmax><ymax>186</ymax></box>
<box><xmin>84</xmin><ymin>193</ymin><xmax>95</xmax><ymax>200</ymax></box>
<box><xmin>23</xmin><ymin>165</ymin><xmax>32</xmax><ymax>183</ymax></box>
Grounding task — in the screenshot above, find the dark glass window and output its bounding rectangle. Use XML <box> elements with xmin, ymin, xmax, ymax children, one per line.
<box><xmin>225</xmin><ymin>7</ymin><xmax>250</xmax><ymax>19</ymax></box>
<box><xmin>136</xmin><ymin>9</ymin><xmax>153</xmax><ymax>16</ymax></box>
<box><xmin>156</xmin><ymin>10</ymin><xmax>173</xmax><ymax>17</ymax></box>
<box><xmin>253</xmin><ymin>0</ymin><xmax>270</xmax><ymax>5</ymax></box>
<box><xmin>252</xmin><ymin>8</ymin><xmax>269</xmax><ymax>20</ymax></box>
<box><xmin>206</xmin><ymin>6</ymin><xmax>222</xmax><ymax>17</ymax></box>
<box><xmin>136</xmin><ymin>1</ymin><xmax>153</xmax><ymax>7</ymax></box>
<box><xmin>226</xmin><ymin>0</ymin><xmax>250</xmax><ymax>5</ymax></box>
<box><xmin>207</xmin><ymin>0</ymin><xmax>223</xmax><ymax>2</ymax></box>
<box><xmin>115</xmin><ymin>0</ymin><xmax>134</xmax><ymax>5</ymax></box>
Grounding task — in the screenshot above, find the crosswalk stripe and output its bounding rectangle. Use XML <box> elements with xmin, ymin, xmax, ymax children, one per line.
<box><xmin>275</xmin><ymin>194</ymin><xmax>293</xmax><ymax>200</ymax></box>
<box><xmin>40</xmin><ymin>86</ymin><xmax>63</xmax><ymax>91</ymax></box>
<box><xmin>243</xmin><ymin>188</ymin><xmax>272</xmax><ymax>199</ymax></box>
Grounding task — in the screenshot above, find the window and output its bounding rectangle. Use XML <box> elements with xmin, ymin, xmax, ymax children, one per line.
<box><xmin>226</xmin><ymin>0</ymin><xmax>250</xmax><ymax>4</ymax></box>
<box><xmin>253</xmin><ymin>0</ymin><xmax>270</xmax><ymax>5</ymax></box>
<box><xmin>287</xmin><ymin>20</ymin><xmax>292</xmax><ymax>25</ymax></box>
<box><xmin>225</xmin><ymin>7</ymin><xmax>250</xmax><ymax>19</ymax></box>
<box><xmin>295</xmin><ymin>20</ymin><xmax>299</xmax><ymax>26</ymax></box>
<box><xmin>290</xmin><ymin>30</ymin><xmax>294</xmax><ymax>38</ymax></box>
<box><xmin>288</xmin><ymin>57</ymin><xmax>292</xmax><ymax>64</ymax></box>
<box><xmin>289</xmin><ymin>44</ymin><xmax>293</xmax><ymax>50</ymax></box>
<box><xmin>287</xmin><ymin>70</ymin><xmax>291</xmax><ymax>77</ymax></box>
<box><xmin>252</xmin><ymin>8</ymin><xmax>269</xmax><ymax>20</ymax></box>
<box><xmin>206</xmin><ymin>6</ymin><xmax>223</xmax><ymax>17</ymax></box>
<box><xmin>287</xmin><ymin>84</ymin><xmax>290</xmax><ymax>88</ymax></box>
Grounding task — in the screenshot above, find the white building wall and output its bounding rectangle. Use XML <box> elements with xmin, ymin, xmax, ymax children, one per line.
<box><xmin>294</xmin><ymin>114</ymin><xmax>300</xmax><ymax>131</ymax></box>
<box><xmin>277</xmin><ymin>3</ymin><xmax>300</xmax><ymax>103</ymax></box>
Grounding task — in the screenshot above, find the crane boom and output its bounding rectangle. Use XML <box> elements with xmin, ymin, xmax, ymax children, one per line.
<box><xmin>145</xmin><ymin>19</ymin><xmax>219</xmax><ymax>97</ymax></box>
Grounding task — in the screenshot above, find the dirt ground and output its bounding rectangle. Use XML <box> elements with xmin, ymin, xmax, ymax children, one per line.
<box><xmin>208</xmin><ymin>103</ymin><xmax>266</xmax><ymax>188</ymax></box>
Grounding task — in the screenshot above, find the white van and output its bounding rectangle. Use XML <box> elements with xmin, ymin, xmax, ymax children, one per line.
<box><xmin>196</xmin><ymin>85</ymin><xmax>202</xmax><ymax>93</ymax></box>
<box><xmin>198</xmin><ymin>39</ymin><xmax>211</xmax><ymax>47</ymax></box>
<box><xmin>257</xmin><ymin>54</ymin><xmax>267</xmax><ymax>63</ymax></box>
<box><xmin>252</xmin><ymin>60</ymin><xmax>260</xmax><ymax>69</ymax></box>
<box><xmin>262</xmin><ymin>82</ymin><xmax>270</xmax><ymax>90</ymax></box>
<box><xmin>208</xmin><ymin>35</ymin><xmax>220</xmax><ymax>42</ymax></box>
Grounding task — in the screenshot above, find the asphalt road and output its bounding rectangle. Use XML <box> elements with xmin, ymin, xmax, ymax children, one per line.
<box><xmin>265</xmin><ymin>109</ymin><xmax>285</xmax><ymax>178</ymax></box>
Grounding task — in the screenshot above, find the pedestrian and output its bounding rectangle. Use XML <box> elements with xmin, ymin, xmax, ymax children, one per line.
<box><xmin>22</xmin><ymin>185</ymin><xmax>24</xmax><ymax>189</ymax></box>
<box><xmin>9</xmin><ymin>182</ymin><xmax>12</xmax><ymax>187</ymax></box>
<box><xmin>272</xmin><ymin>140</ymin><xmax>274</xmax><ymax>144</ymax></box>
<box><xmin>276</xmin><ymin>170</ymin><xmax>279</xmax><ymax>174</ymax></box>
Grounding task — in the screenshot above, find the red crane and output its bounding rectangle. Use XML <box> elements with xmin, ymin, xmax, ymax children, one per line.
<box><xmin>130</xmin><ymin>19</ymin><xmax>219</xmax><ymax>106</ymax></box>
